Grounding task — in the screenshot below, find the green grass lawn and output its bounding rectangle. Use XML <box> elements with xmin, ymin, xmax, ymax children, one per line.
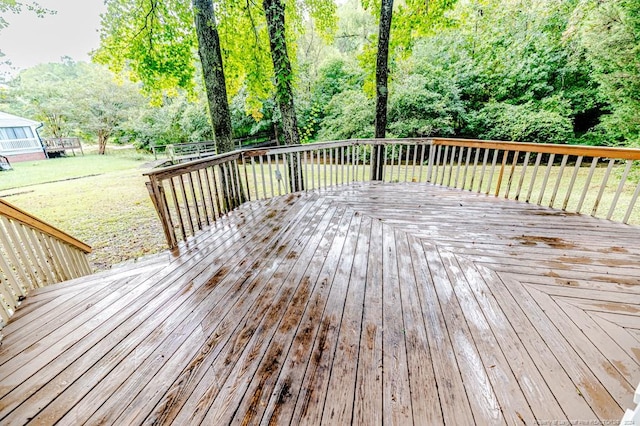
<box><xmin>0</xmin><ymin>151</ymin><xmax>166</xmax><ymax>271</ymax></box>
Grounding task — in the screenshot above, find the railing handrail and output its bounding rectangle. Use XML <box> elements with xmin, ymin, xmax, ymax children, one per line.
<box><xmin>149</xmin><ymin>138</ymin><xmax>640</xmax><ymax>168</ymax></box>
<box><xmin>430</xmin><ymin>137</ymin><xmax>640</xmax><ymax>161</ymax></box>
<box><xmin>0</xmin><ymin>199</ymin><xmax>91</xmax><ymax>253</ymax></box>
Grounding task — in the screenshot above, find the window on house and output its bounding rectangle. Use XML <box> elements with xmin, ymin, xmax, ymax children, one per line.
<box><xmin>0</xmin><ymin>127</ymin><xmax>34</xmax><ymax>140</ymax></box>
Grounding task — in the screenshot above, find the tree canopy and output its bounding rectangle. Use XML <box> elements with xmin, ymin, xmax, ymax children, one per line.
<box><xmin>1</xmin><ymin>0</ymin><xmax>639</xmax><ymax>151</ymax></box>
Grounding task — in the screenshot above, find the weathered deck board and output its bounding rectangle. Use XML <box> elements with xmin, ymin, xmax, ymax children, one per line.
<box><xmin>1</xmin><ymin>182</ymin><xmax>640</xmax><ymax>425</ymax></box>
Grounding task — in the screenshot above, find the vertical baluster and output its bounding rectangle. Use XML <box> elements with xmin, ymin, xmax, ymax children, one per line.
<box><xmin>446</xmin><ymin>146</ymin><xmax>456</xmax><ymax>187</ymax></box>
<box><xmin>410</xmin><ymin>144</ymin><xmax>418</xmax><ymax>182</ymax></box>
<box><xmin>469</xmin><ymin>148</ymin><xmax>480</xmax><ymax>192</ymax></box>
<box><xmin>323</xmin><ymin>149</ymin><xmax>328</xmax><ymax>188</ymax></box>
<box><xmin>592</xmin><ymin>159</ymin><xmax>615</xmax><ymax>216</ymax></box>
<box><xmin>549</xmin><ymin>154</ymin><xmax>569</xmax><ymax>208</ymax></box>
<box><xmin>624</xmin><ymin>180</ymin><xmax>640</xmax><ymax>224</ymax></box>
<box><xmin>576</xmin><ymin>157</ymin><xmax>597</xmax><ymax>213</ymax></box>
<box><xmin>267</xmin><ymin>155</ymin><xmax>275</xmax><ymax>197</ymax></box>
<box><xmin>250</xmin><ymin>157</ymin><xmax>259</xmax><ymax>200</ymax></box>
<box><xmin>504</xmin><ymin>151</ymin><xmax>520</xmax><ymax>199</ymax></box>
<box><xmin>179</xmin><ymin>174</ymin><xmax>195</xmax><ymax>235</ymax></box>
<box><xmin>514</xmin><ymin>152</ymin><xmax>531</xmax><ymax>201</ymax></box>
<box><xmin>494</xmin><ymin>150</ymin><xmax>509</xmax><ymax>197</ymax></box>
<box><xmin>476</xmin><ymin>149</ymin><xmax>489</xmax><ymax>194</ymax></box>
<box><xmin>209</xmin><ymin>166</ymin><xmax>223</xmax><ymax>218</ymax></box>
<box><xmin>439</xmin><ymin>146</ymin><xmax>449</xmax><ymax>185</ymax></box>
<box><xmin>607</xmin><ymin>160</ymin><xmax>633</xmax><ymax>220</ymax></box>
<box><xmin>426</xmin><ymin>145</ymin><xmax>435</xmax><ymax>183</ymax></box>
<box><xmin>197</xmin><ymin>169</ymin><xmax>210</xmax><ymax>226</ymax></box>
<box><xmin>353</xmin><ymin>145</ymin><xmax>359</xmax><ymax>182</ymax></box>
<box><xmin>13</xmin><ymin>223</ymin><xmax>45</xmax><ymax>287</ymax></box>
<box><xmin>339</xmin><ymin>146</ymin><xmax>345</xmax><ymax>185</ymax></box>
<box><xmin>562</xmin><ymin>156</ymin><xmax>583</xmax><ymax>211</ymax></box>
<box><xmin>536</xmin><ymin>154</ymin><xmax>556</xmax><ymax>206</ymax></box>
<box><xmin>308</xmin><ymin>150</ymin><xmax>315</xmax><ymax>190</ymax></box>
<box><xmin>169</xmin><ymin>178</ymin><xmax>187</xmax><ymax>240</ymax></box>
<box><xmin>485</xmin><ymin>149</ymin><xmax>499</xmax><ymax>195</ymax></box>
<box><xmin>25</xmin><ymin>226</ymin><xmax>56</xmax><ymax>284</ymax></box>
<box><xmin>418</xmin><ymin>144</ymin><xmax>426</xmax><ymax>183</ymax></box>
<box><xmin>526</xmin><ymin>153</ymin><xmax>543</xmax><ymax>203</ymax></box>
<box><xmin>461</xmin><ymin>147</ymin><xmax>472</xmax><ymax>190</ymax></box>
<box><xmin>454</xmin><ymin>146</ymin><xmax>463</xmax><ymax>188</ymax></box>
<box><xmin>398</xmin><ymin>144</ymin><xmax>404</xmax><ymax>182</ymax></box>
<box><xmin>202</xmin><ymin>167</ymin><xmax>216</xmax><ymax>220</ymax></box>
<box><xmin>258</xmin><ymin>156</ymin><xmax>266</xmax><ymax>200</ymax></box>
<box><xmin>188</xmin><ymin>172</ymin><xmax>203</xmax><ymax>230</ymax></box>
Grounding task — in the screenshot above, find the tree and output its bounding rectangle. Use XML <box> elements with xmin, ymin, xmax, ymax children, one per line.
<box><xmin>571</xmin><ymin>0</ymin><xmax>640</xmax><ymax>146</ymax></box>
<box><xmin>5</xmin><ymin>62</ymin><xmax>144</xmax><ymax>153</ymax></box>
<box><xmin>371</xmin><ymin>0</ymin><xmax>393</xmax><ymax>180</ymax></box>
<box><xmin>73</xmin><ymin>66</ymin><xmax>144</xmax><ymax>154</ymax></box>
<box><xmin>192</xmin><ymin>0</ymin><xmax>234</xmax><ymax>153</ymax></box>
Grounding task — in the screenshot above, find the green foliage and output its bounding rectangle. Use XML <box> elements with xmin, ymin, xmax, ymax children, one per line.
<box><xmin>6</xmin><ymin>61</ymin><xmax>144</xmax><ymax>146</ymax></box>
<box><xmin>317</xmin><ymin>90</ymin><xmax>375</xmax><ymax>140</ymax></box>
<box><xmin>570</xmin><ymin>0</ymin><xmax>640</xmax><ymax>146</ymax></box>
<box><xmin>468</xmin><ymin>101</ymin><xmax>573</xmax><ymax>144</ymax></box>
<box><xmin>387</xmin><ymin>74</ymin><xmax>464</xmax><ymax>138</ymax></box>
<box><xmin>122</xmin><ymin>95</ymin><xmax>212</xmax><ymax>150</ymax></box>
<box><xmin>95</xmin><ymin>0</ymin><xmax>196</xmax><ymax>98</ymax></box>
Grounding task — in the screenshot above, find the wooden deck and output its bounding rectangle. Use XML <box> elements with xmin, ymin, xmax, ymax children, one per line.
<box><xmin>1</xmin><ymin>182</ymin><xmax>640</xmax><ymax>424</ymax></box>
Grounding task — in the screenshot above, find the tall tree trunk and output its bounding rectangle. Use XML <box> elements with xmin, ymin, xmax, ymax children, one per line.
<box><xmin>192</xmin><ymin>0</ymin><xmax>234</xmax><ymax>154</ymax></box>
<box><xmin>372</xmin><ymin>0</ymin><xmax>394</xmax><ymax>181</ymax></box>
<box><xmin>263</xmin><ymin>0</ymin><xmax>304</xmax><ymax>192</ymax></box>
<box><xmin>192</xmin><ymin>0</ymin><xmax>244</xmax><ymax>207</ymax></box>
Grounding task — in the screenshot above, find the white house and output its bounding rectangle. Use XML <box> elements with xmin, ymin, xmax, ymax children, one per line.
<box><xmin>0</xmin><ymin>111</ymin><xmax>46</xmax><ymax>162</ymax></box>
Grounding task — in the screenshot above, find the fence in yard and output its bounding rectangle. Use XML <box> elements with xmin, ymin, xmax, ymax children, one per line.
<box><xmin>0</xmin><ymin>199</ymin><xmax>92</xmax><ymax>340</ymax></box>
<box><xmin>145</xmin><ymin>137</ymin><xmax>640</xmax><ymax>249</ymax></box>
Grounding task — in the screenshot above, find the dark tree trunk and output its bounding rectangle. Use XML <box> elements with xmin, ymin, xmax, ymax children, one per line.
<box><xmin>192</xmin><ymin>0</ymin><xmax>234</xmax><ymax>154</ymax></box>
<box><xmin>371</xmin><ymin>0</ymin><xmax>394</xmax><ymax>181</ymax></box>
<box><xmin>193</xmin><ymin>0</ymin><xmax>245</xmax><ymax>208</ymax></box>
<box><xmin>263</xmin><ymin>0</ymin><xmax>303</xmax><ymax>192</ymax></box>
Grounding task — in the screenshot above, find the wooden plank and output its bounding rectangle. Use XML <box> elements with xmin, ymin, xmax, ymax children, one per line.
<box><xmin>380</xmin><ymin>224</ymin><xmax>413</xmax><ymax>424</ymax></box>
<box><xmin>406</xmin><ymin>235</ymin><xmax>475</xmax><ymax>424</ymax></box>
<box><xmin>438</xmin><ymin>249</ymin><xmax>536</xmax><ymax>423</ymax></box>
<box><xmin>423</xmin><ymin>243</ymin><xmax>504</xmax><ymax>423</ymax></box>
<box><xmin>1</xmin><ymin>201</ymin><xmax>299</xmax><ymax>424</ymax></box>
<box><xmin>395</xmin><ymin>231</ymin><xmax>442</xmax><ymax>423</ymax></box>
<box><xmin>352</xmin><ymin>218</ymin><xmax>383</xmax><ymax>425</ymax></box>
<box><xmin>315</xmin><ymin>215</ymin><xmax>369</xmax><ymax>425</ymax></box>
<box><xmin>456</xmin><ymin>256</ymin><xmax>567</xmax><ymax>420</ymax></box>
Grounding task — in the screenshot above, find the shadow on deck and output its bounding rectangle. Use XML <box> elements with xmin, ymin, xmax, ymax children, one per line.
<box><xmin>1</xmin><ymin>183</ymin><xmax>639</xmax><ymax>424</ymax></box>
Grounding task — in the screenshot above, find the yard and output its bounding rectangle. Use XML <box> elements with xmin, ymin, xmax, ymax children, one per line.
<box><xmin>0</xmin><ymin>150</ymin><xmax>166</xmax><ymax>271</ymax></box>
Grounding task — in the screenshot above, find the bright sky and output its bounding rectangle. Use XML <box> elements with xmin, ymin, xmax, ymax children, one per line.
<box><xmin>0</xmin><ymin>0</ymin><xmax>106</xmax><ymax>75</ymax></box>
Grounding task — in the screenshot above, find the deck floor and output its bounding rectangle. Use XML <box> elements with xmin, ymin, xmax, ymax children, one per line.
<box><xmin>1</xmin><ymin>182</ymin><xmax>640</xmax><ymax>424</ymax></box>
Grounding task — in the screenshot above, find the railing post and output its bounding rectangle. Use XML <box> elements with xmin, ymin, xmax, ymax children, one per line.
<box><xmin>146</xmin><ymin>179</ymin><xmax>178</xmax><ymax>249</ymax></box>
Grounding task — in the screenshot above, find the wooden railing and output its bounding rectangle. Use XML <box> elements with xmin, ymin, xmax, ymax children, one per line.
<box><xmin>0</xmin><ymin>199</ymin><xmax>92</xmax><ymax>339</ymax></box>
<box><xmin>43</xmin><ymin>137</ymin><xmax>84</xmax><ymax>156</ymax></box>
<box><xmin>145</xmin><ymin>138</ymin><xmax>640</xmax><ymax>248</ymax></box>
<box><xmin>166</xmin><ymin>141</ymin><xmax>218</xmax><ymax>163</ymax></box>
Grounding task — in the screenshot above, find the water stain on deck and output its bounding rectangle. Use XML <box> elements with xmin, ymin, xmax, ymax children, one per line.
<box><xmin>515</xmin><ymin>235</ymin><xmax>576</xmax><ymax>249</ymax></box>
